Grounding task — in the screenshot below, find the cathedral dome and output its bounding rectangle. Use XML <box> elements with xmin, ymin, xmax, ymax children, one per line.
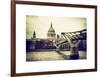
<box><xmin>47</xmin><ymin>23</ymin><xmax>56</xmax><ymax>39</ymax></box>
<box><xmin>48</xmin><ymin>23</ymin><xmax>55</xmax><ymax>34</ymax></box>
<box><xmin>48</xmin><ymin>25</ymin><xmax>55</xmax><ymax>33</ymax></box>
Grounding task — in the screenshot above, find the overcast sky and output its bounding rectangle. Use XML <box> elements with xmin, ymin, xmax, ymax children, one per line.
<box><xmin>26</xmin><ymin>15</ymin><xmax>87</xmax><ymax>39</ymax></box>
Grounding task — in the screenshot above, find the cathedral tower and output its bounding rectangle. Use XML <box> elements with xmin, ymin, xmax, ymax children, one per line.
<box><xmin>32</xmin><ymin>31</ymin><xmax>36</xmax><ymax>39</ymax></box>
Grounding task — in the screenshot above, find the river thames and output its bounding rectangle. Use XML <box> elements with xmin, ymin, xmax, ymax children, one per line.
<box><xmin>26</xmin><ymin>51</ymin><xmax>86</xmax><ymax>61</ymax></box>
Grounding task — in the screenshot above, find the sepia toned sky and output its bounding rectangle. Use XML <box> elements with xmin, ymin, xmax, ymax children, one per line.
<box><xmin>26</xmin><ymin>15</ymin><xmax>87</xmax><ymax>39</ymax></box>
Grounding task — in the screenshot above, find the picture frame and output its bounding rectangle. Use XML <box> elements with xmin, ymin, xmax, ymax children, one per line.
<box><xmin>11</xmin><ymin>0</ymin><xmax>97</xmax><ymax>77</ymax></box>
